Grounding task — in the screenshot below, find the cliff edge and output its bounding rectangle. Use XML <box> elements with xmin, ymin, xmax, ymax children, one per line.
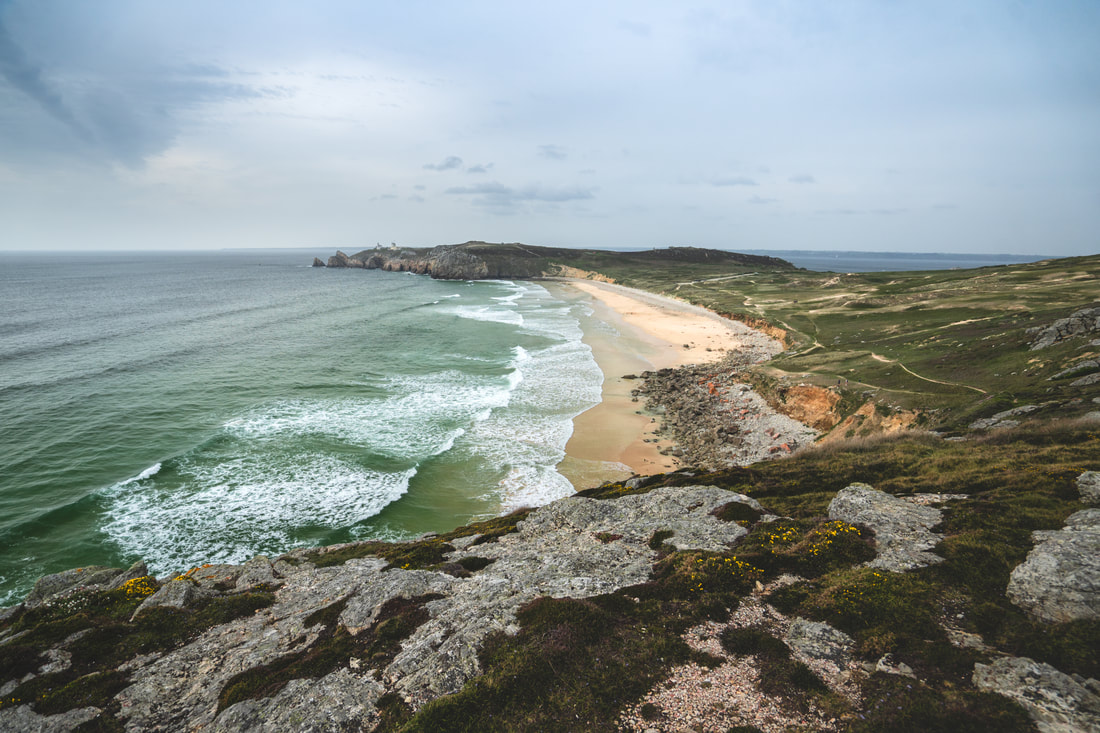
<box><xmin>322</xmin><ymin>242</ymin><xmax>794</xmax><ymax>280</ymax></box>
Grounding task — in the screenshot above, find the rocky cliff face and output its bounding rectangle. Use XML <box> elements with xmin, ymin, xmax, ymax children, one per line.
<box><xmin>320</xmin><ymin>242</ymin><xmax>795</xmax><ymax>281</ymax></box>
<box><xmin>324</xmin><ymin>244</ymin><xmax>546</xmax><ymax>280</ymax></box>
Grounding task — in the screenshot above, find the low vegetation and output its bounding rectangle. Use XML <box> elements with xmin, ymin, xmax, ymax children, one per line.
<box><xmin>598</xmin><ymin>253</ymin><xmax>1099</xmax><ymax>434</ymax></box>
<box><xmin>375</xmin><ymin>423</ymin><xmax>1097</xmax><ymax>731</ymax></box>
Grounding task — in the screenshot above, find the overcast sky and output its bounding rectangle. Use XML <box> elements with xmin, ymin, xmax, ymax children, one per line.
<box><xmin>1</xmin><ymin>1</ymin><xmax>1097</xmax><ymax>254</ymax></box>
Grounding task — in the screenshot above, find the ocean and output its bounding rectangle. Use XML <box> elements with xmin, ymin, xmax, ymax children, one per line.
<box><xmin>0</xmin><ymin>245</ymin><xmax>1053</xmax><ymax>606</ymax></box>
<box><xmin>0</xmin><ymin>250</ymin><xmax>601</xmax><ymax>605</ymax></box>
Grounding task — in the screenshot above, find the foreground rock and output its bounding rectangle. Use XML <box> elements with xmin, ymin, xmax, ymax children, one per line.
<box><xmin>1</xmin><ymin>486</ymin><xmax>759</xmax><ymax>732</ymax></box>
<box><xmin>827</xmin><ymin>483</ymin><xmax>945</xmax><ymax>572</ymax></box>
<box><xmin>1006</xmin><ymin>508</ymin><xmax>1100</xmax><ymax>623</ymax></box>
<box><xmin>974</xmin><ymin>656</ymin><xmax>1100</xmax><ymax>733</ymax></box>
<box><xmin>1079</xmin><ymin>470</ymin><xmax>1100</xmax><ymax>505</ymax></box>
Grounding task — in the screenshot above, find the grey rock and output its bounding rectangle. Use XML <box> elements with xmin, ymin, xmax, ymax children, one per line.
<box><xmin>105</xmin><ymin>561</ymin><xmax>150</xmax><ymax>590</ymax></box>
<box><xmin>23</xmin><ymin>562</ymin><xmax>146</xmax><ymax>608</ymax></box>
<box><xmin>116</xmin><ymin>560</ymin><xmax>389</xmax><ymax>732</ymax></box>
<box><xmin>1073</xmin><ymin>372</ymin><xmax>1100</xmax><ymax>387</ymax></box>
<box><xmin>339</xmin><ymin>562</ymin><xmax>453</xmax><ymax>634</ymax></box>
<box><xmin>1006</xmin><ymin>509</ymin><xmax>1100</xmax><ymax>623</ymax></box>
<box><xmin>0</xmin><ymin>604</ymin><xmax>23</xmax><ymax>626</ymax></box>
<box><xmin>1029</xmin><ymin>307</ymin><xmax>1100</xmax><ymax>350</ymax></box>
<box><xmin>16</xmin><ymin>485</ymin><xmax>767</xmax><ymax>731</ymax></box>
<box><xmin>634</xmin><ymin>356</ymin><xmax>815</xmax><ymax>470</ymax></box>
<box><xmin>828</xmin><ymin>483</ymin><xmax>944</xmax><ymax>572</ymax></box>
<box><xmin>311</xmin><ymin>257</ymin><xmax>325</xmax><ymax>267</ymax></box>
<box><xmin>235</xmin><ymin>555</ymin><xmax>279</xmax><ymax>592</ymax></box>
<box><xmin>974</xmin><ymin>656</ymin><xmax>1100</xmax><ymax>733</ymax></box>
<box><xmin>1079</xmin><ymin>471</ymin><xmax>1100</xmax><ymax>506</ymax></box>
<box><xmin>784</xmin><ymin>618</ymin><xmax>854</xmax><ymax>667</ymax></box>
<box><xmin>213</xmin><ymin>668</ymin><xmax>385</xmax><ymax>732</ymax></box>
<box><xmin>1051</xmin><ymin>359</ymin><xmax>1100</xmax><ymax>380</ymax></box>
<box><xmin>131</xmin><ymin>579</ymin><xmax>205</xmax><ymax>620</ymax></box>
<box><xmin>387</xmin><ymin>486</ymin><xmax>757</xmax><ymax>706</ymax></box>
<box><xmin>969</xmin><ymin>404</ymin><xmax>1041</xmax><ymax>430</ymax></box>
<box><xmin>874</xmin><ymin>654</ymin><xmax>916</xmax><ymax>678</ymax></box>
<box><xmin>184</xmin><ymin>563</ymin><xmax>246</xmax><ymax>591</ymax></box>
<box><xmin>0</xmin><ymin>705</ymin><xmax>101</xmax><ymax>732</ymax></box>
<box><xmin>37</xmin><ymin>648</ymin><xmax>72</xmax><ymax>675</ymax></box>
<box><xmin>448</xmin><ymin>534</ymin><xmax>481</xmax><ymax>550</ymax></box>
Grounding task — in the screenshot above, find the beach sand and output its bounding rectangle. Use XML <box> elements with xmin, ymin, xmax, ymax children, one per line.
<box><xmin>547</xmin><ymin>280</ymin><xmax>769</xmax><ymax>490</ymax></box>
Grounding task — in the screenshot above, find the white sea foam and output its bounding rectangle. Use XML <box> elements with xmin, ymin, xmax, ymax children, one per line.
<box><xmin>101</xmin><ymin>454</ymin><xmax>416</xmax><ymax>574</ymax></box>
<box><xmin>99</xmin><ymin>279</ymin><xmax>603</xmax><ymax>575</ymax></box>
<box><xmin>455</xmin><ymin>283</ymin><xmax>603</xmax><ymax>509</ymax></box>
<box><xmin>112</xmin><ymin>462</ymin><xmax>162</xmax><ymax>488</ymax></box>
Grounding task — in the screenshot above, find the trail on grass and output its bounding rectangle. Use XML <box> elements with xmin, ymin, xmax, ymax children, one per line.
<box><xmin>871</xmin><ymin>353</ymin><xmax>987</xmax><ymax>394</ymax></box>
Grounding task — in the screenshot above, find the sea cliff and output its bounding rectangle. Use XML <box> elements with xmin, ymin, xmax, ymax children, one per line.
<box><xmin>319</xmin><ymin>241</ymin><xmax>794</xmax><ymax>280</ymax></box>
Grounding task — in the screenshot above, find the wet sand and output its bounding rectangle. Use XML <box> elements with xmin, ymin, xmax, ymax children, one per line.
<box><xmin>546</xmin><ymin>280</ymin><xmax>769</xmax><ymax>490</ymax></box>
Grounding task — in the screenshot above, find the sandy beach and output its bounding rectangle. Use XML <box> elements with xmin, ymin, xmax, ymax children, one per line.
<box><xmin>547</xmin><ymin>280</ymin><xmax>781</xmax><ymax>489</ymax></box>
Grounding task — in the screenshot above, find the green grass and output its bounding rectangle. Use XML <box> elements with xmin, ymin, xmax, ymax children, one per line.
<box><xmin>589</xmin><ymin>254</ymin><xmax>1099</xmax><ymax>433</ymax></box>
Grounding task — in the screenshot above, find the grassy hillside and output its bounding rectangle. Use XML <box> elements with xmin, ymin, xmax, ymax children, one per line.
<box><xmin>601</xmin><ymin>254</ymin><xmax>1100</xmax><ymax>433</ymax></box>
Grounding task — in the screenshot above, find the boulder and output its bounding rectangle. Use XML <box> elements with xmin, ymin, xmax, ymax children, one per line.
<box><xmin>1079</xmin><ymin>471</ymin><xmax>1100</xmax><ymax>505</ymax></box>
<box><xmin>969</xmin><ymin>404</ymin><xmax>1041</xmax><ymax>430</ymax></box>
<box><xmin>24</xmin><ymin>561</ymin><xmax>148</xmax><ymax>608</ymax></box>
<box><xmin>828</xmin><ymin>483</ymin><xmax>944</xmax><ymax>572</ymax></box>
<box><xmin>1006</xmin><ymin>508</ymin><xmax>1100</xmax><ymax>623</ymax></box>
<box><xmin>131</xmin><ymin>579</ymin><xmax>204</xmax><ymax>620</ymax></box>
<box><xmin>1028</xmin><ymin>306</ymin><xmax>1100</xmax><ymax>350</ymax></box>
<box><xmin>974</xmin><ymin>656</ymin><xmax>1100</xmax><ymax>733</ymax></box>
<box><xmin>311</xmin><ymin>257</ymin><xmax>325</xmax><ymax>267</ymax></box>
<box><xmin>784</xmin><ymin>617</ymin><xmax>854</xmax><ymax>667</ymax></box>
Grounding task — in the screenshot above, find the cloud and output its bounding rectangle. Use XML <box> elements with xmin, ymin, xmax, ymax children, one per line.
<box><xmin>788</xmin><ymin>174</ymin><xmax>816</xmax><ymax>184</ymax></box>
<box><xmin>748</xmin><ymin>196</ymin><xmax>777</xmax><ymax>205</ymax></box>
<box><xmin>0</xmin><ymin>16</ymin><xmax>88</xmax><ymax>142</ymax></box>
<box><xmin>0</xmin><ymin>15</ymin><xmax>268</xmax><ymax>168</ymax></box>
<box><xmin>423</xmin><ymin>155</ymin><xmax>463</xmax><ymax>171</ymax></box>
<box><xmin>538</xmin><ymin>144</ymin><xmax>567</xmax><ymax>160</ymax></box>
<box><xmin>466</xmin><ymin>163</ymin><xmax>493</xmax><ymax>174</ymax></box>
<box><xmin>445</xmin><ymin>180</ymin><xmax>595</xmax><ymax>211</ymax></box>
<box><xmin>712</xmin><ymin>176</ymin><xmax>757</xmax><ymax>187</ymax></box>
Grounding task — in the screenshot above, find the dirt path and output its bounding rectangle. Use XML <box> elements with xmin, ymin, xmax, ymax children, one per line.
<box><xmin>871</xmin><ymin>353</ymin><xmax>987</xmax><ymax>394</ymax></box>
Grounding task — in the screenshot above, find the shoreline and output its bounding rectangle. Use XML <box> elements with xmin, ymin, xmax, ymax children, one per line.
<box><xmin>545</xmin><ymin>279</ymin><xmax>783</xmax><ymax>489</ymax></box>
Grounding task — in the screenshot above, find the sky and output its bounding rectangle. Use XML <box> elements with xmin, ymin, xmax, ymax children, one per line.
<box><xmin>1</xmin><ymin>1</ymin><xmax>1098</xmax><ymax>255</ymax></box>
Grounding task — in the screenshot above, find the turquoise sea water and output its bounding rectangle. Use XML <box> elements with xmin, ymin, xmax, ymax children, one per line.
<box><xmin>0</xmin><ymin>250</ymin><xmax>601</xmax><ymax>605</ymax></box>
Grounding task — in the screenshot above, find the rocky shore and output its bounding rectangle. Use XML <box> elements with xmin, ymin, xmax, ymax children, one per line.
<box><xmin>631</xmin><ymin>355</ymin><xmax>820</xmax><ymax>470</ymax></box>
<box><xmin>3</xmin><ymin>471</ymin><xmax>1098</xmax><ymax>732</ymax></box>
